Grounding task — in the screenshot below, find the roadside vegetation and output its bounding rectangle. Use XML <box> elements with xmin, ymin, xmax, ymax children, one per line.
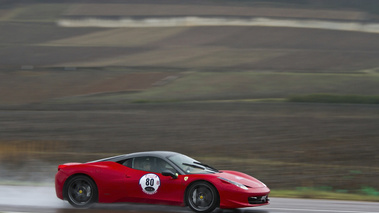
<box><xmin>271</xmin><ymin>187</ymin><xmax>379</xmax><ymax>202</ymax></box>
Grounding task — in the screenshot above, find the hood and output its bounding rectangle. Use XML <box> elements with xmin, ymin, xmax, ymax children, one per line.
<box><xmin>217</xmin><ymin>170</ymin><xmax>266</xmax><ymax>188</ymax></box>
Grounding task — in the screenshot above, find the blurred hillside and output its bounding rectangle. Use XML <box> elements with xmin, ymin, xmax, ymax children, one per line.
<box><xmin>1</xmin><ymin>0</ymin><xmax>379</xmax><ymax>104</ymax></box>
<box><xmin>0</xmin><ymin>0</ymin><xmax>379</xmax><ymax>197</ymax></box>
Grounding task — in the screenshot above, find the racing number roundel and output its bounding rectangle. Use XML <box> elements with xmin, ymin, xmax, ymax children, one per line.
<box><xmin>139</xmin><ymin>173</ymin><xmax>161</xmax><ymax>195</ymax></box>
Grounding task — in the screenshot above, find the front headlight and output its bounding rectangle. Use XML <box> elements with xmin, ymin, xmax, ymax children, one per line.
<box><xmin>218</xmin><ymin>177</ymin><xmax>248</xmax><ymax>190</ymax></box>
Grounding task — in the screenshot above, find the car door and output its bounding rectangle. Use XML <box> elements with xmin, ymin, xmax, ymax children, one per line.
<box><xmin>122</xmin><ymin>156</ymin><xmax>185</xmax><ymax>205</ymax></box>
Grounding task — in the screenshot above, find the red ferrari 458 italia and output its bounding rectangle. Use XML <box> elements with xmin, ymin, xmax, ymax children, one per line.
<box><xmin>55</xmin><ymin>151</ymin><xmax>270</xmax><ymax>213</ymax></box>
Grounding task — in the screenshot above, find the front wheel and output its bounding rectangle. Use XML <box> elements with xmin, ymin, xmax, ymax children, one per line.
<box><xmin>65</xmin><ymin>175</ymin><xmax>98</xmax><ymax>208</ymax></box>
<box><xmin>186</xmin><ymin>181</ymin><xmax>219</xmax><ymax>213</ymax></box>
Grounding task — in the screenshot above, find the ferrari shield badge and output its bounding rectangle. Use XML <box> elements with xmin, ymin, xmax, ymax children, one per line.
<box><xmin>139</xmin><ymin>173</ymin><xmax>161</xmax><ymax>195</ymax></box>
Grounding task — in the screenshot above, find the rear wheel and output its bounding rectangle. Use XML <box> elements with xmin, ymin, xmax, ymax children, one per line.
<box><xmin>186</xmin><ymin>181</ymin><xmax>219</xmax><ymax>213</ymax></box>
<box><xmin>65</xmin><ymin>175</ymin><xmax>97</xmax><ymax>208</ymax></box>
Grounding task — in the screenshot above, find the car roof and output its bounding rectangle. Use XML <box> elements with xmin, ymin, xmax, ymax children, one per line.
<box><xmin>90</xmin><ymin>151</ymin><xmax>180</xmax><ymax>163</ymax></box>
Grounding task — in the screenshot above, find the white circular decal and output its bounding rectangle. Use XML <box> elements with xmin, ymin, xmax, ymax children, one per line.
<box><xmin>139</xmin><ymin>173</ymin><xmax>161</xmax><ymax>195</ymax></box>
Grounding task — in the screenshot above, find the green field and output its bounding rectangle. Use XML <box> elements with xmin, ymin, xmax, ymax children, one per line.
<box><xmin>44</xmin><ymin>70</ymin><xmax>379</xmax><ymax>105</ymax></box>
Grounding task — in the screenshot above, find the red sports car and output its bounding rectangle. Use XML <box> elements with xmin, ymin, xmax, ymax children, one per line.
<box><xmin>55</xmin><ymin>151</ymin><xmax>270</xmax><ymax>213</ymax></box>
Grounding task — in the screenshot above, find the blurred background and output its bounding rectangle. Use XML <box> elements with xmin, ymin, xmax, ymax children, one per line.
<box><xmin>0</xmin><ymin>0</ymin><xmax>379</xmax><ymax>201</ymax></box>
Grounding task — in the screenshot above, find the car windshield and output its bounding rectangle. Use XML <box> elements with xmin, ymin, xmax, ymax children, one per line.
<box><xmin>167</xmin><ymin>154</ymin><xmax>219</xmax><ymax>174</ymax></box>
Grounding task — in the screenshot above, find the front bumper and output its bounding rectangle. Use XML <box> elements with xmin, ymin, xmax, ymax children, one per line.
<box><xmin>248</xmin><ymin>195</ymin><xmax>269</xmax><ymax>204</ymax></box>
<box><xmin>219</xmin><ymin>186</ymin><xmax>270</xmax><ymax>209</ymax></box>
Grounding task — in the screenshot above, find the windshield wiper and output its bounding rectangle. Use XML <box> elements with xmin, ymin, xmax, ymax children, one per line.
<box><xmin>194</xmin><ymin>162</ymin><xmax>219</xmax><ymax>172</ymax></box>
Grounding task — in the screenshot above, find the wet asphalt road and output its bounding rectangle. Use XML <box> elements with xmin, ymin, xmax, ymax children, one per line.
<box><xmin>0</xmin><ymin>185</ymin><xmax>378</xmax><ymax>213</ymax></box>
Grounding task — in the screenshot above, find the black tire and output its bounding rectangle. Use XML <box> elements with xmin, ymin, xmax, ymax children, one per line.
<box><xmin>65</xmin><ymin>175</ymin><xmax>98</xmax><ymax>208</ymax></box>
<box><xmin>186</xmin><ymin>181</ymin><xmax>219</xmax><ymax>213</ymax></box>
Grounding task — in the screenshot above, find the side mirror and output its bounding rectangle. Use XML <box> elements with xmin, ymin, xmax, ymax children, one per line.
<box><xmin>162</xmin><ymin>170</ymin><xmax>178</xmax><ymax>179</ymax></box>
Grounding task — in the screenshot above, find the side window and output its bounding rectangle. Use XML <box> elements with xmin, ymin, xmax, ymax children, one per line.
<box><xmin>133</xmin><ymin>157</ymin><xmax>175</xmax><ymax>173</ymax></box>
<box><xmin>117</xmin><ymin>158</ymin><xmax>133</xmax><ymax>167</ymax></box>
<box><xmin>134</xmin><ymin>157</ymin><xmax>153</xmax><ymax>172</ymax></box>
<box><xmin>123</xmin><ymin>158</ymin><xmax>133</xmax><ymax>168</ymax></box>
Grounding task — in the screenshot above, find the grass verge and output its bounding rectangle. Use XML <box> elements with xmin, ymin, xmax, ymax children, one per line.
<box><xmin>288</xmin><ymin>94</ymin><xmax>379</xmax><ymax>104</ymax></box>
<box><xmin>271</xmin><ymin>189</ymin><xmax>379</xmax><ymax>202</ymax></box>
